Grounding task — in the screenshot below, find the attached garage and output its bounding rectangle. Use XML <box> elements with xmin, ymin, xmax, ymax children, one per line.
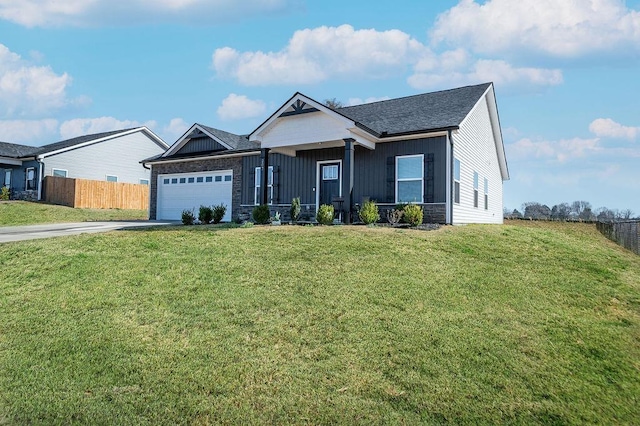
<box><xmin>156</xmin><ymin>170</ymin><xmax>233</xmax><ymax>221</ymax></box>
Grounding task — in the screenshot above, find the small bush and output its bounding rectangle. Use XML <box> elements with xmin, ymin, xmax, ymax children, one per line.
<box><xmin>387</xmin><ymin>208</ymin><xmax>404</xmax><ymax>225</ymax></box>
<box><xmin>290</xmin><ymin>197</ymin><xmax>301</xmax><ymax>222</ymax></box>
<box><xmin>0</xmin><ymin>186</ymin><xmax>9</xmax><ymax>201</ymax></box>
<box><xmin>181</xmin><ymin>209</ymin><xmax>196</xmax><ymax>225</ymax></box>
<box><xmin>212</xmin><ymin>203</ymin><xmax>227</xmax><ymax>224</ymax></box>
<box><xmin>359</xmin><ymin>200</ymin><xmax>380</xmax><ymax>225</ymax></box>
<box><xmin>316</xmin><ymin>204</ymin><xmax>335</xmax><ymax>225</ymax></box>
<box><xmin>403</xmin><ymin>204</ymin><xmax>423</xmax><ymax>226</ymax></box>
<box><xmin>198</xmin><ymin>205</ymin><xmax>213</xmax><ymax>224</ymax></box>
<box><xmin>252</xmin><ymin>204</ymin><xmax>271</xmax><ymax>225</ymax></box>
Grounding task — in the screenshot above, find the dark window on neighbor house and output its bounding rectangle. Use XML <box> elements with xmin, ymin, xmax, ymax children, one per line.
<box><xmin>106</xmin><ymin>175</ymin><xmax>118</xmax><ymax>182</ymax></box>
<box><xmin>140</xmin><ymin>179</ymin><xmax>149</xmax><ymax>185</ymax></box>
<box><xmin>4</xmin><ymin>170</ymin><xmax>11</xmax><ymax>187</ymax></box>
<box><xmin>255</xmin><ymin>166</ymin><xmax>274</xmax><ymax>205</ymax></box>
<box><xmin>473</xmin><ymin>172</ymin><xmax>479</xmax><ymax>208</ymax></box>
<box><xmin>484</xmin><ymin>177</ymin><xmax>489</xmax><ymax>210</ymax></box>
<box><xmin>52</xmin><ymin>169</ymin><xmax>67</xmax><ymax>178</ymax></box>
<box><xmin>26</xmin><ymin>167</ymin><xmax>36</xmax><ymax>190</ymax></box>
<box><xmin>396</xmin><ymin>154</ymin><xmax>424</xmax><ymax>203</ymax></box>
<box><xmin>453</xmin><ymin>159</ymin><xmax>461</xmax><ymax>204</ymax></box>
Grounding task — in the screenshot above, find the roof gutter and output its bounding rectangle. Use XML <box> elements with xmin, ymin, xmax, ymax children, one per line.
<box><xmin>143</xmin><ymin>149</ymin><xmax>260</xmax><ymax>166</ymax></box>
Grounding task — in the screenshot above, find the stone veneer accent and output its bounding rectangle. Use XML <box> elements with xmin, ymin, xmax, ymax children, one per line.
<box><xmin>149</xmin><ymin>157</ymin><xmax>243</xmax><ymax>220</ymax></box>
<box><xmin>12</xmin><ymin>190</ymin><xmax>38</xmax><ymax>201</ymax></box>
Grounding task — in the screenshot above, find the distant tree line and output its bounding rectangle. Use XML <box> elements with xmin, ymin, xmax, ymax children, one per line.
<box><xmin>504</xmin><ymin>201</ymin><xmax>636</xmax><ymax>222</ymax></box>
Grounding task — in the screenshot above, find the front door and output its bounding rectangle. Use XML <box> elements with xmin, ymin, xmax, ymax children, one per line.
<box><xmin>319</xmin><ymin>162</ymin><xmax>341</xmax><ymax>207</ymax></box>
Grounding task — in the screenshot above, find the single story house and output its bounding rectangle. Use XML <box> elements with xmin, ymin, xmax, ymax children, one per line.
<box><xmin>0</xmin><ymin>127</ymin><xmax>169</xmax><ymax>201</ymax></box>
<box><xmin>144</xmin><ymin>82</ymin><xmax>509</xmax><ymax>224</ymax></box>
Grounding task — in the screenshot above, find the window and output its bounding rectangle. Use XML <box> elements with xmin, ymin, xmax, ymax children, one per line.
<box><xmin>163</xmin><ymin>178</ymin><xmax>170</xmax><ymax>184</ymax></box>
<box><xmin>4</xmin><ymin>170</ymin><xmax>11</xmax><ymax>187</ymax></box>
<box><xmin>171</xmin><ymin>178</ymin><xmax>178</xmax><ymax>184</ymax></box>
<box><xmin>140</xmin><ymin>178</ymin><xmax>149</xmax><ymax>185</ymax></box>
<box><xmin>205</xmin><ymin>176</ymin><xmax>213</xmax><ymax>183</ymax></box>
<box><xmin>196</xmin><ymin>177</ymin><xmax>204</xmax><ymax>183</ymax></box>
<box><xmin>188</xmin><ymin>177</ymin><xmax>195</xmax><ymax>183</ymax></box>
<box><xmin>396</xmin><ymin>155</ymin><xmax>424</xmax><ymax>203</ymax></box>
<box><xmin>255</xmin><ymin>166</ymin><xmax>273</xmax><ymax>205</ymax></box>
<box><xmin>215</xmin><ymin>176</ymin><xmax>222</xmax><ymax>182</ymax></box>
<box><xmin>26</xmin><ymin>167</ymin><xmax>37</xmax><ymax>190</ymax></box>
<box><xmin>473</xmin><ymin>172</ymin><xmax>479</xmax><ymax>208</ymax></box>
<box><xmin>106</xmin><ymin>175</ymin><xmax>118</xmax><ymax>182</ymax></box>
<box><xmin>323</xmin><ymin>165</ymin><xmax>339</xmax><ymax>180</ymax></box>
<box><xmin>52</xmin><ymin>169</ymin><xmax>67</xmax><ymax>178</ymax></box>
<box><xmin>484</xmin><ymin>178</ymin><xmax>489</xmax><ymax>210</ymax></box>
<box><xmin>453</xmin><ymin>159</ymin><xmax>461</xmax><ymax>204</ymax></box>
<box><xmin>224</xmin><ymin>175</ymin><xmax>232</xmax><ymax>182</ymax></box>
<box><xmin>179</xmin><ymin>177</ymin><xmax>186</xmax><ymax>184</ymax></box>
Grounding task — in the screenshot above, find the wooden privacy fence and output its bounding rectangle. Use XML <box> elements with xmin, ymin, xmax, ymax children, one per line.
<box><xmin>44</xmin><ymin>176</ymin><xmax>149</xmax><ymax>210</ymax></box>
<box><xmin>596</xmin><ymin>221</ymin><xmax>640</xmax><ymax>255</ymax></box>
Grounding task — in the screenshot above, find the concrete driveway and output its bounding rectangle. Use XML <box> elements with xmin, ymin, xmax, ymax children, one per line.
<box><xmin>0</xmin><ymin>221</ymin><xmax>178</xmax><ymax>243</ymax></box>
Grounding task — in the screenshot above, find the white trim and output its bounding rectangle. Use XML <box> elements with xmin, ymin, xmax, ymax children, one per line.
<box><xmin>25</xmin><ymin>167</ymin><xmax>36</xmax><ymax>191</ymax></box>
<box><xmin>163</xmin><ymin>123</ymin><xmax>234</xmax><ymax>158</ymax></box>
<box><xmin>0</xmin><ymin>156</ymin><xmax>22</xmax><ymax>166</ymax></box>
<box><xmin>106</xmin><ymin>174</ymin><xmax>118</xmax><ymax>182</ymax></box>
<box><xmin>395</xmin><ymin>154</ymin><xmax>424</xmax><ymax>204</ymax></box>
<box><xmin>52</xmin><ymin>168</ymin><xmax>68</xmax><ymax>178</ymax></box>
<box><xmin>315</xmin><ymin>159</ymin><xmax>342</xmax><ymax>212</ymax></box>
<box><xmin>144</xmin><ymin>150</ymin><xmax>259</xmax><ymax>166</ymax></box>
<box><xmin>37</xmin><ymin>127</ymin><xmax>168</xmax><ymax>159</ymax></box>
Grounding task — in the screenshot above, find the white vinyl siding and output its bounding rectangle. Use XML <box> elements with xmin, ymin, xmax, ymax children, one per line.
<box><xmin>255</xmin><ymin>166</ymin><xmax>273</xmax><ymax>205</ymax></box>
<box><xmin>43</xmin><ymin>131</ymin><xmax>164</xmax><ymax>184</ymax></box>
<box><xmin>451</xmin><ymin>94</ymin><xmax>504</xmax><ymax>224</ymax></box>
<box><xmin>396</xmin><ymin>154</ymin><xmax>424</xmax><ymax>203</ymax></box>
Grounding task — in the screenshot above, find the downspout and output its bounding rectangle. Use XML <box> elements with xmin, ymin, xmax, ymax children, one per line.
<box><xmin>447</xmin><ymin>130</ymin><xmax>454</xmax><ymax>225</ymax></box>
<box><xmin>37</xmin><ymin>157</ymin><xmax>44</xmax><ymax>201</ymax></box>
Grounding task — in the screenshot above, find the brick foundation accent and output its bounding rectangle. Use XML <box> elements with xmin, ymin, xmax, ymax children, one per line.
<box><xmin>12</xmin><ymin>190</ymin><xmax>38</xmax><ymax>201</ymax></box>
<box><xmin>150</xmin><ymin>158</ymin><xmax>243</xmax><ymax>220</ymax></box>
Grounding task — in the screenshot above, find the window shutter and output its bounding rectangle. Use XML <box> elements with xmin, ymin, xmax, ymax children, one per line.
<box><xmin>425</xmin><ymin>153</ymin><xmax>434</xmax><ymax>203</ymax></box>
<box><xmin>386</xmin><ymin>156</ymin><xmax>395</xmax><ymax>203</ymax></box>
<box><xmin>272</xmin><ymin>166</ymin><xmax>279</xmax><ymax>204</ymax></box>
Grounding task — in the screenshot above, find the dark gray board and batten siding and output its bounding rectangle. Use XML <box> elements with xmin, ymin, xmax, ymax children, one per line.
<box><xmin>175</xmin><ymin>137</ymin><xmax>227</xmax><ymax>156</ymax></box>
<box><xmin>241</xmin><ymin>137</ymin><xmax>447</xmax><ymax>207</ymax></box>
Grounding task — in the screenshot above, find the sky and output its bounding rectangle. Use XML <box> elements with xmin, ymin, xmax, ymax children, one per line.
<box><xmin>0</xmin><ymin>0</ymin><xmax>638</xmax><ymax>214</ymax></box>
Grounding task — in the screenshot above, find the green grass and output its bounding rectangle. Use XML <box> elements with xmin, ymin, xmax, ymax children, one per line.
<box><xmin>0</xmin><ymin>201</ymin><xmax>147</xmax><ymax>226</ymax></box>
<box><xmin>0</xmin><ymin>221</ymin><xmax>638</xmax><ymax>424</ymax></box>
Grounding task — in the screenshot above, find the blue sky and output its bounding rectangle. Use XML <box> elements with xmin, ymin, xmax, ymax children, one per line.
<box><xmin>0</xmin><ymin>0</ymin><xmax>638</xmax><ymax>214</ymax></box>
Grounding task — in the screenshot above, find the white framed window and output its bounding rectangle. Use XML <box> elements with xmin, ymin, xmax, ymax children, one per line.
<box><xmin>322</xmin><ymin>165</ymin><xmax>339</xmax><ymax>180</ymax></box>
<box><xmin>453</xmin><ymin>158</ymin><xmax>461</xmax><ymax>204</ymax></box>
<box><xmin>106</xmin><ymin>175</ymin><xmax>118</xmax><ymax>182</ymax></box>
<box><xmin>396</xmin><ymin>154</ymin><xmax>424</xmax><ymax>203</ymax></box>
<box><xmin>484</xmin><ymin>177</ymin><xmax>489</xmax><ymax>210</ymax></box>
<box><xmin>52</xmin><ymin>169</ymin><xmax>68</xmax><ymax>178</ymax></box>
<box><xmin>26</xmin><ymin>167</ymin><xmax>36</xmax><ymax>190</ymax></box>
<box><xmin>255</xmin><ymin>166</ymin><xmax>273</xmax><ymax>205</ymax></box>
<box><xmin>473</xmin><ymin>171</ymin><xmax>479</xmax><ymax>208</ymax></box>
<box><xmin>4</xmin><ymin>170</ymin><xmax>11</xmax><ymax>187</ymax></box>
<box><xmin>139</xmin><ymin>178</ymin><xmax>149</xmax><ymax>185</ymax></box>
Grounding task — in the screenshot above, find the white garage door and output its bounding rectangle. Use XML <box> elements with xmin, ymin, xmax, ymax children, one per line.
<box><xmin>157</xmin><ymin>170</ymin><xmax>233</xmax><ymax>221</ymax></box>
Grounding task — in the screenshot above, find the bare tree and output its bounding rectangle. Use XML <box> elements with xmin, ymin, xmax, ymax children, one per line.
<box><xmin>324</xmin><ymin>98</ymin><xmax>344</xmax><ymax>109</ymax></box>
<box><xmin>551</xmin><ymin>203</ymin><xmax>572</xmax><ymax>220</ymax></box>
<box><xmin>523</xmin><ymin>202</ymin><xmax>551</xmax><ymax>220</ymax></box>
<box><xmin>619</xmin><ymin>209</ymin><xmax>634</xmax><ymax>220</ymax></box>
<box><xmin>571</xmin><ymin>200</ymin><xmax>592</xmax><ymax>218</ymax></box>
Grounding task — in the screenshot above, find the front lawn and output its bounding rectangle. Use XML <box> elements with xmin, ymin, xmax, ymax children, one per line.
<box><xmin>0</xmin><ymin>201</ymin><xmax>148</xmax><ymax>226</ymax></box>
<box><xmin>0</xmin><ymin>223</ymin><xmax>638</xmax><ymax>424</ymax></box>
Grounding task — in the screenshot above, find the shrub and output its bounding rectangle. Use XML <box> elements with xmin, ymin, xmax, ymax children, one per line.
<box><xmin>198</xmin><ymin>205</ymin><xmax>213</xmax><ymax>224</ymax></box>
<box><xmin>290</xmin><ymin>197</ymin><xmax>301</xmax><ymax>222</ymax></box>
<box><xmin>0</xmin><ymin>186</ymin><xmax>9</xmax><ymax>201</ymax></box>
<box><xmin>359</xmin><ymin>200</ymin><xmax>380</xmax><ymax>225</ymax></box>
<box><xmin>212</xmin><ymin>203</ymin><xmax>227</xmax><ymax>224</ymax></box>
<box><xmin>387</xmin><ymin>208</ymin><xmax>404</xmax><ymax>225</ymax></box>
<box><xmin>181</xmin><ymin>209</ymin><xmax>196</xmax><ymax>225</ymax></box>
<box><xmin>252</xmin><ymin>204</ymin><xmax>271</xmax><ymax>225</ymax></box>
<box><xmin>316</xmin><ymin>204</ymin><xmax>335</xmax><ymax>225</ymax></box>
<box><xmin>403</xmin><ymin>204</ymin><xmax>424</xmax><ymax>226</ymax></box>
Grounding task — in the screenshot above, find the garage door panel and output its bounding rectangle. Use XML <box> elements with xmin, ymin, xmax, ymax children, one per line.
<box><xmin>157</xmin><ymin>171</ymin><xmax>233</xmax><ymax>221</ymax></box>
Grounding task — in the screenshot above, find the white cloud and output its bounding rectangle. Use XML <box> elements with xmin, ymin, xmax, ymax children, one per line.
<box><xmin>589</xmin><ymin>118</ymin><xmax>639</xmax><ymax>140</ymax></box>
<box><xmin>217</xmin><ymin>94</ymin><xmax>267</xmax><ymax>120</ymax></box>
<box><xmin>161</xmin><ymin>118</ymin><xmax>190</xmax><ymax>142</ymax></box>
<box><xmin>59</xmin><ymin>117</ymin><xmax>156</xmax><ymax>139</ymax></box>
<box><xmin>212</xmin><ymin>25</ymin><xmax>428</xmax><ymax>86</ymax></box>
<box><xmin>508</xmin><ymin>137</ymin><xmax>601</xmax><ymax>162</ymax></box>
<box><xmin>0</xmin><ymin>0</ymin><xmax>298</xmax><ymax>27</ymax></box>
<box><xmin>408</xmin><ymin>58</ymin><xmax>562</xmax><ymax>90</ymax></box>
<box><xmin>431</xmin><ymin>0</ymin><xmax>640</xmax><ymax>58</ymax></box>
<box><xmin>346</xmin><ymin>96</ymin><xmax>391</xmax><ymax>106</ymax></box>
<box><xmin>0</xmin><ymin>44</ymin><xmax>84</xmax><ymax>118</ymax></box>
<box><xmin>0</xmin><ymin>119</ymin><xmax>58</xmax><ymax>144</ymax></box>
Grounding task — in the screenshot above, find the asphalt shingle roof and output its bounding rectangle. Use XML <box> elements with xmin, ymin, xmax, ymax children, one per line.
<box><xmin>0</xmin><ymin>141</ymin><xmax>40</xmax><ymax>158</ymax></box>
<box><xmin>199</xmin><ymin>124</ymin><xmax>259</xmax><ymax>151</ymax></box>
<box><xmin>336</xmin><ymin>83</ymin><xmax>491</xmax><ymax>137</ymax></box>
<box><xmin>32</xmin><ymin>129</ymin><xmax>137</xmax><ymax>155</ymax></box>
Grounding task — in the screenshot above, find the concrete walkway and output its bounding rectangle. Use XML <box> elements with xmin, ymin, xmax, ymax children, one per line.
<box><xmin>0</xmin><ymin>221</ymin><xmax>178</xmax><ymax>243</ymax></box>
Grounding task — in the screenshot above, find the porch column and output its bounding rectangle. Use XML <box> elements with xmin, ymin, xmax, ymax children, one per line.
<box><xmin>343</xmin><ymin>138</ymin><xmax>355</xmax><ymax>224</ymax></box>
<box><xmin>260</xmin><ymin>148</ymin><xmax>270</xmax><ymax>205</ymax></box>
